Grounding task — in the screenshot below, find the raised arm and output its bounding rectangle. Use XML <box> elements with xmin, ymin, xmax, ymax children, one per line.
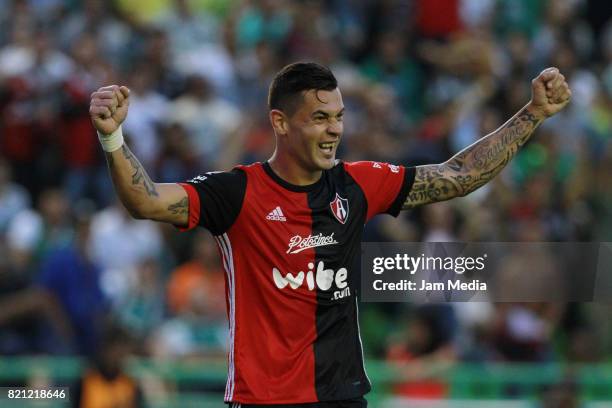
<box><xmin>90</xmin><ymin>85</ymin><xmax>188</xmax><ymax>226</ymax></box>
<box><xmin>403</xmin><ymin>67</ymin><xmax>571</xmax><ymax>210</ymax></box>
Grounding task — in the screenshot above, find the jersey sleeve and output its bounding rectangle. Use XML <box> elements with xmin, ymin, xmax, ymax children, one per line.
<box><xmin>344</xmin><ymin>161</ymin><xmax>416</xmax><ymax>221</ymax></box>
<box><xmin>178</xmin><ymin>168</ymin><xmax>247</xmax><ymax>235</ymax></box>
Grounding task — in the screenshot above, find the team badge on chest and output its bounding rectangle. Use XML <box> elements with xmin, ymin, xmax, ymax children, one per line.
<box><xmin>330</xmin><ymin>193</ymin><xmax>349</xmax><ymax>224</ymax></box>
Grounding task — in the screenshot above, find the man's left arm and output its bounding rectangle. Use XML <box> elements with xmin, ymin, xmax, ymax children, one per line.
<box><xmin>403</xmin><ymin>67</ymin><xmax>572</xmax><ymax>210</ymax></box>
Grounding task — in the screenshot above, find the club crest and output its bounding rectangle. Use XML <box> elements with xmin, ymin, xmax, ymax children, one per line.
<box><xmin>330</xmin><ymin>193</ymin><xmax>349</xmax><ymax>224</ymax></box>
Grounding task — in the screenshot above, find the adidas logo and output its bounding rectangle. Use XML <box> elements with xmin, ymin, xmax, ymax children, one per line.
<box><xmin>266</xmin><ymin>206</ymin><xmax>287</xmax><ymax>222</ymax></box>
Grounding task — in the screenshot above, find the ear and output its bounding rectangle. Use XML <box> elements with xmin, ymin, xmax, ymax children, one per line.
<box><xmin>269</xmin><ymin>109</ymin><xmax>289</xmax><ymax>136</ymax></box>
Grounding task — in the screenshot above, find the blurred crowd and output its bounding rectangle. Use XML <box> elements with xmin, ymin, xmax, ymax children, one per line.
<box><xmin>1</xmin><ymin>0</ymin><xmax>612</xmax><ymax>400</ymax></box>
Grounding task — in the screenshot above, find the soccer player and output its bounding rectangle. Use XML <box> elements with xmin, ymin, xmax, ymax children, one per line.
<box><xmin>89</xmin><ymin>62</ymin><xmax>571</xmax><ymax>407</ymax></box>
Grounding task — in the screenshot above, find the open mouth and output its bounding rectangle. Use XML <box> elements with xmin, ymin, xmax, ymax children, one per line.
<box><xmin>318</xmin><ymin>142</ymin><xmax>335</xmax><ymax>154</ymax></box>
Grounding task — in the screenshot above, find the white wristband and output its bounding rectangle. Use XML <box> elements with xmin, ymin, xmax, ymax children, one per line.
<box><xmin>97</xmin><ymin>126</ymin><xmax>125</xmax><ymax>152</ymax></box>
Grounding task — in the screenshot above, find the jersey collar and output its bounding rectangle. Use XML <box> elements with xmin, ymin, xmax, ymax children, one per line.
<box><xmin>262</xmin><ymin>161</ymin><xmax>324</xmax><ymax>193</ymax></box>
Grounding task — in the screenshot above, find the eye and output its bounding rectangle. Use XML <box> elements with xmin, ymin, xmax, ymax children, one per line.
<box><xmin>313</xmin><ymin>116</ymin><xmax>326</xmax><ymax>123</ymax></box>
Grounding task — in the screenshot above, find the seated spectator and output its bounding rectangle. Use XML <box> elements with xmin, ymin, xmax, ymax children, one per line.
<box><xmin>72</xmin><ymin>323</ymin><xmax>143</xmax><ymax>408</ymax></box>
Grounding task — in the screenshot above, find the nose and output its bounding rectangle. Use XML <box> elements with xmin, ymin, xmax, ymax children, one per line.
<box><xmin>327</xmin><ymin>118</ymin><xmax>342</xmax><ymax>137</ymax></box>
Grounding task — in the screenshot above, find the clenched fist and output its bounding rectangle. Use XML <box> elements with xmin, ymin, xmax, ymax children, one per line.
<box><xmin>90</xmin><ymin>85</ymin><xmax>130</xmax><ymax>135</ymax></box>
<box><xmin>529</xmin><ymin>67</ymin><xmax>572</xmax><ymax>118</ymax></box>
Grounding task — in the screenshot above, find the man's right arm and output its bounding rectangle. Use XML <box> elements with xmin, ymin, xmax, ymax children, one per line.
<box><xmin>90</xmin><ymin>85</ymin><xmax>188</xmax><ymax>227</ymax></box>
<box><xmin>104</xmin><ymin>143</ymin><xmax>188</xmax><ymax>225</ymax></box>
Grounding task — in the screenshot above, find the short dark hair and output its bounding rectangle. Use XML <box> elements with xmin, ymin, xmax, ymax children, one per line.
<box><xmin>268</xmin><ymin>62</ymin><xmax>338</xmax><ymax>115</ymax></box>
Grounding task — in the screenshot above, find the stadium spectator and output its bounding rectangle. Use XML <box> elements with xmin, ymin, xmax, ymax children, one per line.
<box><xmin>166</xmin><ymin>230</ymin><xmax>224</xmax><ymax>317</ymax></box>
<box><xmin>72</xmin><ymin>323</ymin><xmax>143</xmax><ymax>408</ymax></box>
<box><xmin>116</xmin><ymin>258</ymin><xmax>165</xmax><ymax>340</ymax></box>
<box><xmin>88</xmin><ymin>201</ymin><xmax>162</xmax><ymax>305</ymax></box>
<box><xmin>36</xmin><ymin>203</ymin><xmax>108</xmax><ymax>355</ymax></box>
<box><xmin>168</xmin><ymin>74</ymin><xmax>243</xmax><ymax>169</ymax></box>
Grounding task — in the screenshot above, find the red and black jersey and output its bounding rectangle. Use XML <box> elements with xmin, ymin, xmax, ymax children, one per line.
<box><xmin>180</xmin><ymin>161</ymin><xmax>415</xmax><ymax>405</ymax></box>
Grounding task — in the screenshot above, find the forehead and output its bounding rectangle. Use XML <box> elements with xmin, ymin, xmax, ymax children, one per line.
<box><xmin>297</xmin><ymin>88</ymin><xmax>344</xmax><ymax>115</ymax></box>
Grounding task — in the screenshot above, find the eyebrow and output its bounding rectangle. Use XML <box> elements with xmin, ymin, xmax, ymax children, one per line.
<box><xmin>312</xmin><ymin>108</ymin><xmax>345</xmax><ymax>117</ymax></box>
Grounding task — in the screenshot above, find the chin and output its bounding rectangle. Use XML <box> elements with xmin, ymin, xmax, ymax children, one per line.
<box><xmin>316</xmin><ymin>157</ymin><xmax>336</xmax><ymax>170</ymax></box>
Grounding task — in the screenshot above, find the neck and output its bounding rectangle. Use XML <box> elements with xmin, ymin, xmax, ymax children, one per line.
<box><xmin>268</xmin><ymin>151</ymin><xmax>322</xmax><ymax>186</ymax></box>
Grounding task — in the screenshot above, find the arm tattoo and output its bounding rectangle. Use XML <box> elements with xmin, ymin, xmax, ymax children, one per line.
<box><xmin>405</xmin><ymin>163</ymin><xmax>463</xmax><ymax>206</ymax></box>
<box><xmin>167</xmin><ymin>197</ymin><xmax>188</xmax><ymax>215</ymax></box>
<box><xmin>121</xmin><ymin>145</ymin><xmax>159</xmax><ymax>197</ymax></box>
<box><xmin>403</xmin><ymin>106</ymin><xmax>543</xmax><ymax>209</ymax></box>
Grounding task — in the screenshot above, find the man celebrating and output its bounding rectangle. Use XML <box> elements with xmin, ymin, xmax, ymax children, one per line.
<box><xmin>90</xmin><ymin>62</ymin><xmax>571</xmax><ymax>407</ymax></box>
